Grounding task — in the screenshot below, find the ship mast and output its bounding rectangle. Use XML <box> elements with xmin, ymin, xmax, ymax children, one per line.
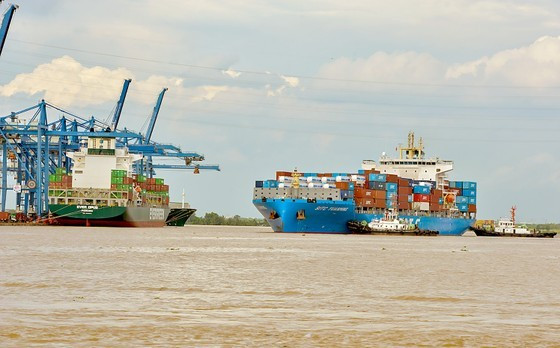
<box><xmin>511</xmin><ymin>206</ymin><xmax>516</xmax><ymax>226</ymax></box>
<box><xmin>398</xmin><ymin>131</ymin><xmax>425</xmax><ymax>160</ymax></box>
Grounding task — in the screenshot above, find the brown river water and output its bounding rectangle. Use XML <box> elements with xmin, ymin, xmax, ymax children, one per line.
<box><xmin>1</xmin><ymin>225</ymin><xmax>559</xmax><ymax>347</ymax></box>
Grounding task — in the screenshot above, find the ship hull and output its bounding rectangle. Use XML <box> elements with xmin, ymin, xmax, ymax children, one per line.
<box><xmin>253</xmin><ymin>199</ymin><xmax>474</xmax><ymax>236</ymax></box>
<box><xmin>49</xmin><ymin>204</ymin><xmax>170</xmax><ymax>227</ymax></box>
<box><xmin>166</xmin><ymin>208</ymin><xmax>196</xmax><ymax>226</ymax></box>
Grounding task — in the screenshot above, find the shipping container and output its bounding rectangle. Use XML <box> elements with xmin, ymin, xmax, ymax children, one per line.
<box><xmin>355</xmin><ymin>197</ymin><xmax>375</xmax><ymax>207</ymax></box>
<box><xmin>354</xmin><ymin>187</ymin><xmax>375</xmax><ymax>198</ymax></box>
<box><xmin>412</xmin><ymin>202</ymin><xmax>430</xmax><ymax>211</ymax></box>
<box><xmin>386</xmin><ymin>183</ymin><xmax>398</xmax><ymax>192</ymax></box>
<box><xmin>456</xmin><ymin>196</ymin><xmax>469</xmax><ymax>204</ymax></box>
<box><xmin>457</xmin><ymin>203</ymin><xmax>469</xmax><ymax>212</ymax></box>
<box><xmin>255</xmin><ymin>181</ymin><xmax>264</xmax><ymax>188</ymax></box>
<box><xmin>468</xmin><ymin>197</ymin><xmax>476</xmax><ymax>205</ymax></box>
<box><xmin>463</xmin><ymin>189</ymin><xmax>476</xmax><ymax>197</ymax></box>
<box><xmin>468</xmin><ymin>204</ymin><xmax>477</xmax><ymax>213</ymax></box>
<box><xmin>335</xmin><ymin>182</ymin><xmax>350</xmax><ymax>190</ymax></box>
<box><xmin>368</xmin><ymin>173</ymin><xmax>386</xmax><ymax>182</ymax></box>
<box><xmin>321</xmin><ymin>177</ymin><xmax>336</xmax><ymax>184</ymax></box>
<box><xmin>386</xmin><ymin>174</ymin><xmax>399</xmax><ymax>183</ymax></box>
<box><xmin>462</xmin><ymin>181</ymin><xmax>477</xmax><ymax>190</ymax></box>
<box><xmin>429</xmin><ymin>203</ymin><xmax>443</xmax><ymax>212</ymax></box>
<box><xmin>398</xmin><ymin>202</ymin><xmax>411</xmax><ymax>210</ymax></box>
<box><xmin>397</xmin><ymin>194</ymin><xmax>409</xmax><ymax>203</ymax></box>
<box><xmin>413</xmin><ymin>193</ymin><xmax>430</xmax><ymax>202</ymax></box>
<box><xmin>398</xmin><ymin>186</ymin><xmax>413</xmax><ymax>195</ymax></box>
<box><xmin>386</xmin><ymin>191</ymin><xmax>397</xmax><ymax>200</ymax></box>
<box><xmin>398</xmin><ymin>178</ymin><xmax>409</xmax><ymax>187</ymax></box>
<box><xmin>370</xmin><ymin>182</ymin><xmax>387</xmax><ymax>190</ymax></box>
<box><xmin>413</xmin><ymin>185</ymin><xmax>430</xmax><ymax>194</ymax></box>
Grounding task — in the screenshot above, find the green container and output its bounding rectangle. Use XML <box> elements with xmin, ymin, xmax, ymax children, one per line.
<box><xmin>155</xmin><ymin>178</ymin><xmax>164</xmax><ymax>185</ymax></box>
<box><xmin>55</xmin><ymin>167</ymin><xmax>66</xmax><ymax>175</ymax></box>
<box><xmin>55</xmin><ymin>175</ymin><xmax>63</xmax><ymax>182</ymax></box>
<box><xmin>49</xmin><ymin>174</ymin><xmax>56</xmax><ymax>182</ymax></box>
<box><xmin>137</xmin><ymin>175</ymin><xmax>146</xmax><ymax>183</ymax></box>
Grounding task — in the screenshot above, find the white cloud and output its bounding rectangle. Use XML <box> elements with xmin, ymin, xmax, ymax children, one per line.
<box><xmin>446</xmin><ymin>36</ymin><xmax>560</xmax><ymax>86</ymax></box>
<box><xmin>222</xmin><ymin>69</ymin><xmax>242</xmax><ymax>79</ymax></box>
<box><xmin>0</xmin><ymin>56</ymin><xmax>132</xmax><ymax>108</ymax></box>
<box><xmin>318</xmin><ymin>51</ymin><xmax>446</xmax><ymax>84</ymax></box>
<box><xmin>189</xmin><ymin>86</ymin><xmax>229</xmax><ymax>102</ymax></box>
<box><xmin>281</xmin><ymin>75</ymin><xmax>299</xmax><ymax>87</ymax></box>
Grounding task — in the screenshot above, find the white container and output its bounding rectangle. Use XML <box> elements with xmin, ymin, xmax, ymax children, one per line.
<box><xmin>322</xmin><ymin>184</ymin><xmax>335</xmax><ymax>189</ymax></box>
<box><xmin>278</xmin><ymin>183</ymin><xmax>292</xmax><ymax>188</ymax></box>
<box><xmin>305</xmin><ymin>176</ymin><xmax>322</xmax><ymax>183</ymax></box>
<box><xmin>278</xmin><ymin>176</ymin><xmax>293</xmax><ymax>182</ymax></box>
<box><xmin>307</xmin><ymin>183</ymin><xmax>322</xmax><ymax>188</ymax></box>
<box><xmin>351</xmin><ymin>175</ymin><xmax>366</xmax><ymax>182</ymax></box>
<box><xmin>321</xmin><ymin>177</ymin><xmax>336</xmax><ymax>184</ymax></box>
<box><xmin>335</xmin><ymin>176</ymin><xmax>351</xmax><ymax>182</ymax></box>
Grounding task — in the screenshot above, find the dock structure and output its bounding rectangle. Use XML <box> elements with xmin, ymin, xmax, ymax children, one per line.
<box><xmin>0</xmin><ymin>2</ymin><xmax>18</xmax><ymax>57</ymax></box>
<box><xmin>0</xmin><ymin>80</ymin><xmax>220</xmax><ymax>218</ymax></box>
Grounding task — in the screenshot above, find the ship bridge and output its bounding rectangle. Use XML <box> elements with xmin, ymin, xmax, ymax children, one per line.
<box><xmin>362</xmin><ymin>132</ymin><xmax>454</xmax><ymax>185</ymax></box>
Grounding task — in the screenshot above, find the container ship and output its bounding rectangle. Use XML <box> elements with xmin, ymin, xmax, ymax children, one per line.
<box><xmin>48</xmin><ymin>134</ymin><xmax>170</xmax><ymax>227</ymax></box>
<box><xmin>253</xmin><ymin>132</ymin><xmax>476</xmax><ymax>235</ymax></box>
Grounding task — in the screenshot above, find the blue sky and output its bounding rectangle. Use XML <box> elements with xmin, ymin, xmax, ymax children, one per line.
<box><xmin>1</xmin><ymin>0</ymin><xmax>559</xmax><ymax>222</ymax></box>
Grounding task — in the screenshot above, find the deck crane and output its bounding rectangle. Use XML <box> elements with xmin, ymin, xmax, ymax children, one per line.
<box><xmin>110</xmin><ymin>78</ymin><xmax>131</xmax><ymax>131</ymax></box>
<box><xmin>0</xmin><ymin>2</ymin><xmax>18</xmax><ymax>57</ymax></box>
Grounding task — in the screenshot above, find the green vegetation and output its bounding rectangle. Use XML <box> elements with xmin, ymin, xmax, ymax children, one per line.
<box><xmin>187</xmin><ymin>212</ymin><xmax>268</xmax><ymax>226</ymax></box>
<box><xmin>525</xmin><ymin>223</ymin><xmax>560</xmax><ymax>233</ymax></box>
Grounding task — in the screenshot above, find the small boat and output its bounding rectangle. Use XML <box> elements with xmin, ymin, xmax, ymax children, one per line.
<box><xmin>471</xmin><ymin>207</ymin><xmax>556</xmax><ymax>238</ymax></box>
<box><xmin>347</xmin><ymin>211</ymin><xmax>438</xmax><ymax>236</ymax></box>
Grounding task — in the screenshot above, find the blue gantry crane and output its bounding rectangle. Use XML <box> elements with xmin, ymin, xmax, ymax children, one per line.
<box><xmin>0</xmin><ymin>2</ymin><xmax>18</xmax><ymax>57</ymax></box>
<box><xmin>0</xmin><ymin>80</ymin><xmax>220</xmax><ymax>218</ymax></box>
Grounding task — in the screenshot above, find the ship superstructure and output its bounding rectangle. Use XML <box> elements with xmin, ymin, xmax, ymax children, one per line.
<box><xmin>253</xmin><ymin>132</ymin><xmax>476</xmax><ymax>235</ymax></box>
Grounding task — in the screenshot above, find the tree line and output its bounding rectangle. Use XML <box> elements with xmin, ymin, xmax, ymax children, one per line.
<box><xmin>187</xmin><ymin>212</ymin><xmax>268</xmax><ymax>226</ymax></box>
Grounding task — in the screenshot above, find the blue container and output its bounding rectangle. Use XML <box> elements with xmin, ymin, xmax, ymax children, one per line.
<box><xmin>468</xmin><ymin>197</ymin><xmax>476</xmax><ymax>205</ymax></box>
<box><xmin>265</xmin><ymin>180</ymin><xmax>278</xmax><ymax>188</ymax></box>
<box><xmin>255</xmin><ymin>180</ymin><xmax>264</xmax><ymax>188</ymax></box>
<box><xmin>386</xmin><ymin>191</ymin><xmax>397</xmax><ymax>199</ymax></box>
<box><xmin>369</xmin><ymin>174</ymin><xmax>386</xmax><ymax>182</ymax></box>
<box><xmin>348</xmin><ymin>182</ymin><xmax>355</xmax><ymax>190</ymax></box>
<box><xmin>341</xmin><ymin>190</ymin><xmax>352</xmax><ymax>199</ymax></box>
<box><xmin>413</xmin><ymin>185</ymin><xmax>430</xmax><ymax>194</ymax></box>
<box><xmin>304</xmin><ymin>173</ymin><xmax>318</xmax><ymax>177</ymax></box>
<box><xmin>457</xmin><ymin>203</ymin><xmax>469</xmax><ymax>212</ymax></box>
<box><xmin>462</xmin><ymin>181</ymin><xmax>477</xmax><ymax>189</ymax></box>
<box><xmin>358</xmin><ymin>169</ymin><xmax>365</xmax><ymax>174</ymax></box>
<box><xmin>450</xmin><ymin>181</ymin><xmax>463</xmax><ymax>189</ymax></box>
<box><xmin>463</xmin><ymin>189</ymin><xmax>476</xmax><ymax>197</ymax></box>
<box><xmin>456</xmin><ymin>196</ymin><xmax>469</xmax><ymax>204</ymax></box>
<box><xmin>386</xmin><ymin>183</ymin><xmax>397</xmax><ymax>192</ymax></box>
<box><xmin>408</xmin><ymin>195</ymin><xmax>413</xmax><ymax>203</ymax></box>
<box><xmin>386</xmin><ymin>200</ymin><xmax>394</xmax><ymax>208</ymax></box>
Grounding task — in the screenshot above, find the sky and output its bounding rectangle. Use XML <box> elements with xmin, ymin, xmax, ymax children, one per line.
<box><xmin>1</xmin><ymin>0</ymin><xmax>559</xmax><ymax>222</ymax></box>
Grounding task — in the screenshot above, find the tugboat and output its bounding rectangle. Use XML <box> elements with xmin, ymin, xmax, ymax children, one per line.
<box><xmin>347</xmin><ymin>209</ymin><xmax>438</xmax><ymax>236</ymax></box>
<box><xmin>471</xmin><ymin>207</ymin><xmax>556</xmax><ymax>238</ymax></box>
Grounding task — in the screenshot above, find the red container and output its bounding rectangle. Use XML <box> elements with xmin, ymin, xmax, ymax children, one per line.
<box><xmin>373</xmin><ymin>190</ymin><xmax>386</xmax><ymax>199</ymax></box>
<box><xmin>413</xmin><ymin>194</ymin><xmax>430</xmax><ymax>202</ymax></box>
<box><xmin>386</xmin><ymin>174</ymin><xmax>399</xmax><ymax>183</ymax></box>
<box><xmin>398</xmin><ymin>178</ymin><xmax>409</xmax><ymax>187</ymax></box>
<box><xmin>355</xmin><ymin>198</ymin><xmax>375</xmax><ymax>207</ymax></box>
<box><xmin>335</xmin><ymin>182</ymin><xmax>349</xmax><ymax>190</ymax></box>
<box><xmin>397</xmin><ymin>194</ymin><xmax>409</xmax><ymax>203</ymax></box>
<box><xmin>430</xmin><ymin>203</ymin><xmax>443</xmax><ymax>211</ymax></box>
<box><xmin>162</xmin><ymin>184</ymin><xmax>169</xmax><ymax>192</ymax></box>
<box><xmin>354</xmin><ymin>188</ymin><xmax>375</xmax><ymax>198</ymax></box>
<box><xmin>398</xmin><ymin>202</ymin><xmax>411</xmax><ymax>210</ymax></box>
<box><xmin>449</xmin><ymin>188</ymin><xmax>462</xmax><ymax>196</ymax></box>
<box><xmin>468</xmin><ymin>204</ymin><xmax>477</xmax><ymax>213</ymax></box>
<box><xmin>398</xmin><ymin>186</ymin><xmax>412</xmax><ymax>195</ymax></box>
<box><xmin>276</xmin><ymin>171</ymin><xmax>292</xmax><ymax>180</ymax></box>
<box><xmin>317</xmin><ymin>173</ymin><xmax>332</xmax><ymax>177</ymax></box>
<box><xmin>373</xmin><ymin>199</ymin><xmax>386</xmax><ymax>209</ymax></box>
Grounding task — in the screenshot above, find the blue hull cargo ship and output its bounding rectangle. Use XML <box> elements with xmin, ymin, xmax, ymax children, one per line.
<box><xmin>253</xmin><ymin>133</ymin><xmax>476</xmax><ymax>235</ymax></box>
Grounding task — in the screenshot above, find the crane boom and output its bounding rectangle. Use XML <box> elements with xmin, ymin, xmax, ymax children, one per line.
<box><xmin>0</xmin><ymin>4</ymin><xmax>18</xmax><ymax>57</ymax></box>
<box><xmin>145</xmin><ymin>87</ymin><xmax>167</xmax><ymax>143</ymax></box>
<box><xmin>110</xmin><ymin>78</ymin><xmax>131</xmax><ymax>130</ymax></box>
